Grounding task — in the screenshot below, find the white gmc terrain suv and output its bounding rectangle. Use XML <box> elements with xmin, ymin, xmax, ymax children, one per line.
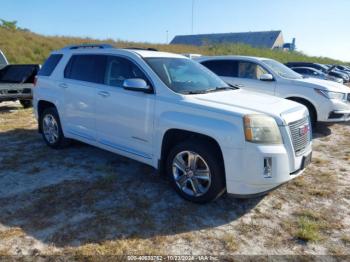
<box><xmin>196</xmin><ymin>56</ymin><xmax>350</xmax><ymax>125</ymax></box>
<box><xmin>34</xmin><ymin>45</ymin><xmax>312</xmax><ymax>203</ymax></box>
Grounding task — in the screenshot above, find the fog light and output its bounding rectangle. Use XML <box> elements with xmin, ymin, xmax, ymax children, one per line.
<box><xmin>264</xmin><ymin>157</ymin><xmax>272</xmax><ymax>178</ymax></box>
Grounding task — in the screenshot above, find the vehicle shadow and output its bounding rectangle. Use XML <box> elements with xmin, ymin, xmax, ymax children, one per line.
<box><xmin>339</xmin><ymin>121</ymin><xmax>350</xmax><ymax>127</ymax></box>
<box><xmin>312</xmin><ymin>123</ymin><xmax>332</xmax><ymax>139</ymax></box>
<box><xmin>0</xmin><ymin>128</ymin><xmax>262</xmax><ymax>248</ymax></box>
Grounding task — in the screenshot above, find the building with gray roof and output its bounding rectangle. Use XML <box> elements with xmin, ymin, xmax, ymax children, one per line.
<box><xmin>170</xmin><ymin>30</ymin><xmax>285</xmax><ymax>49</ymax></box>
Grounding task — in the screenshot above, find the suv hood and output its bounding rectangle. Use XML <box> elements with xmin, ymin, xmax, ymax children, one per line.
<box><xmin>293</xmin><ymin>78</ymin><xmax>350</xmax><ymax>93</ymax></box>
<box><xmin>187</xmin><ymin>89</ymin><xmax>307</xmax><ymax>125</ymax></box>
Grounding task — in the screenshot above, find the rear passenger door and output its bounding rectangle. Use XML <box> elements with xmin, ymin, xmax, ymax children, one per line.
<box><xmin>95</xmin><ymin>55</ymin><xmax>155</xmax><ymax>161</ymax></box>
<box><xmin>62</xmin><ymin>54</ymin><xmax>106</xmax><ymax>142</ymax></box>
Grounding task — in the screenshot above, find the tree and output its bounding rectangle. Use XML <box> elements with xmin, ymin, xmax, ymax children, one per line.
<box><xmin>0</xmin><ymin>19</ymin><xmax>18</xmax><ymax>30</ymax></box>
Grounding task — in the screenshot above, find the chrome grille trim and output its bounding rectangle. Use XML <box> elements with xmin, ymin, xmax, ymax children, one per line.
<box><xmin>288</xmin><ymin>117</ymin><xmax>311</xmax><ymax>156</ymax></box>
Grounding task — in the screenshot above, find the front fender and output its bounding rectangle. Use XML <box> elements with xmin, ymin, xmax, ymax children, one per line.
<box><xmin>153</xmin><ymin>111</ymin><xmax>244</xmax><ymax>162</ymax></box>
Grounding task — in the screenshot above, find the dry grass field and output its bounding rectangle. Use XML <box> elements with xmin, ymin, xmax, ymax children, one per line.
<box><xmin>1</xmin><ymin>26</ymin><xmax>348</xmax><ymax>66</ymax></box>
<box><xmin>0</xmin><ymin>101</ymin><xmax>349</xmax><ymax>258</ymax></box>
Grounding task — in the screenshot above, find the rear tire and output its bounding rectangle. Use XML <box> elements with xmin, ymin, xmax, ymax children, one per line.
<box><xmin>40</xmin><ymin>107</ymin><xmax>69</xmax><ymax>149</ymax></box>
<box><xmin>166</xmin><ymin>140</ymin><xmax>226</xmax><ymax>203</ymax></box>
<box><xmin>20</xmin><ymin>100</ymin><xmax>32</xmax><ymax>108</ymax></box>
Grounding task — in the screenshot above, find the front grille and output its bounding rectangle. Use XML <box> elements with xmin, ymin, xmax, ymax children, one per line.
<box><xmin>288</xmin><ymin>117</ymin><xmax>311</xmax><ymax>156</ymax></box>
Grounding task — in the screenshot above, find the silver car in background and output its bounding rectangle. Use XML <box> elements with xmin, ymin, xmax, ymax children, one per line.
<box><xmin>291</xmin><ymin>67</ymin><xmax>344</xmax><ymax>84</ymax></box>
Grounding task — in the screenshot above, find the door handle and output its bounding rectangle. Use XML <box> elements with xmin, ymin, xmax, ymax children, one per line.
<box><xmin>98</xmin><ymin>91</ymin><xmax>110</xmax><ymax>98</ymax></box>
<box><xmin>59</xmin><ymin>83</ymin><xmax>68</xmax><ymax>89</ymax></box>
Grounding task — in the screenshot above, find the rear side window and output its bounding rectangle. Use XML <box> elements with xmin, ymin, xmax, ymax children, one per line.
<box><xmin>38</xmin><ymin>54</ymin><xmax>63</xmax><ymax>76</ymax></box>
<box><xmin>201</xmin><ymin>60</ymin><xmax>238</xmax><ymax>77</ymax></box>
<box><xmin>64</xmin><ymin>55</ymin><xmax>106</xmax><ymax>84</ymax></box>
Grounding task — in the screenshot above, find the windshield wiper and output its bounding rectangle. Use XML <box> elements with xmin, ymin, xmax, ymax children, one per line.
<box><xmin>181</xmin><ymin>86</ymin><xmax>237</xmax><ymax>95</ymax></box>
<box><xmin>181</xmin><ymin>90</ymin><xmax>210</xmax><ymax>94</ymax></box>
<box><xmin>206</xmin><ymin>86</ymin><xmax>238</xmax><ymax>93</ymax></box>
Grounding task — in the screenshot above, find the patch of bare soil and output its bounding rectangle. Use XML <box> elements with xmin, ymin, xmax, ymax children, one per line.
<box><xmin>0</xmin><ymin>101</ymin><xmax>349</xmax><ymax>257</ymax></box>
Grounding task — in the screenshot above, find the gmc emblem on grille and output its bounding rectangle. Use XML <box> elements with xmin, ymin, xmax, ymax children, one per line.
<box><xmin>298</xmin><ymin>124</ymin><xmax>310</xmax><ymax>136</ymax></box>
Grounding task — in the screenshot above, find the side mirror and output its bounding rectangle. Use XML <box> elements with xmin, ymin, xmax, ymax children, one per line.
<box><xmin>123</xmin><ymin>79</ymin><xmax>152</xmax><ymax>93</ymax></box>
<box><xmin>259</xmin><ymin>74</ymin><xmax>274</xmax><ymax>81</ymax></box>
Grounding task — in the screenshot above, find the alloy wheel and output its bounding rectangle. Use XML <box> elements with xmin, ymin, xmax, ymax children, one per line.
<box><xmin>172</xmin><ymin>150</ymin><xmax>212</xmax><ymax>197</ymax></box>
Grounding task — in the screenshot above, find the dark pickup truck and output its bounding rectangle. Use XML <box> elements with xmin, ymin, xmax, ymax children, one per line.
<box><xmin>0</xmin><ymin>50</ymin><xmax>40</xmax><ymax>108</ymax></box>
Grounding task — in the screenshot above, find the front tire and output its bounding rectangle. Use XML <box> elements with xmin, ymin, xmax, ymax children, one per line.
<box><xmin>288</xmin><ymin>98</ymin><xmax>317</xmax><ymax>126</ymax></box>
<box><xmin>40</xmin><ymin>107</ymin><xmax>69</xmax><ymax>149</ymax></box>
<box><xmin>166</xmin><ymin>140</ymin><xmax>226</xmax><ymax>203</ymax></box>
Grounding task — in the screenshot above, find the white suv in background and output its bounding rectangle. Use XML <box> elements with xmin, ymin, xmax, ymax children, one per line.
<box><xmin>34</xmin><ymin>45</ymin><xmax>312</xmax><ymax>203</ymax></box>
<box><xmin>196</xmin><ymin>56</ymin><xmax>350</xmax><ymax>124</ymax></box>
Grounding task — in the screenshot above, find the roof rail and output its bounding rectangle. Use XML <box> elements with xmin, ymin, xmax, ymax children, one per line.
<box><xmin>125</xmin><ymin>47</ymin><xmax>158</xmax><ymax>52</ymax></box>
<box><xmin>182</xmin><ymin>53</ymin><xmax>202</xmax><ymax>59</ymax></box>
<box><xmin>62</xmin><ymin>44</ymin><xmax>114</xmax><ymax>50</ymax></box>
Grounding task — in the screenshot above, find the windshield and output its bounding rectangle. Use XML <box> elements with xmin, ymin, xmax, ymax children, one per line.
<box><xmin>0</xmin><ymin>51</ymin><xmax>8</xmax><ymax>67</ymax></box>
<box><xmin>263</xmin><ymin>59</ymin><xmax>303</xmax><ymax>80</ymax></box>
<box><xmin>145</xmin><ymin>57</ymin><xmax>230</xmax><ymax>94</ymax></box>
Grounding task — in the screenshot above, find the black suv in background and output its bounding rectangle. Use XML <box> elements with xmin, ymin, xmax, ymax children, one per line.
<box><xmin>0</xmin><ymin>64</ymin><xmax>40</xmax><ymax>108</ymax></box>
<box><xmin>0</xmin><ymin>49</ymin><xmax>41</xmax><ymax>108</ymax></box>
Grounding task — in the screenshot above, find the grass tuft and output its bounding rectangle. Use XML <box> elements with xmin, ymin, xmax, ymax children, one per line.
<box><xmin>222</xmin><ymin>234</ymin><xmax>239</xmax><ymax>252</ymax></box>
<box><xmin>295</xmin><ymin>216</ymin><xmax>322</xmax><ymax>242</ymax></box>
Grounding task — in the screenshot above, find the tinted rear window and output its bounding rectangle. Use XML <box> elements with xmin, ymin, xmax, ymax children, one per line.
<box><xmin>38</xmin><ymin>54</ymin><xmax>63</xmax><ymax>76</ymax></box>
<box><xmin>0</xmin><ymin>65</ymin><xmax>39</xmax><ymax>83</ymax></box>
<box><xmin>201</xmin><ymin>60</ymin><xmax>238</xmax><ymax>77</ymax></box>
<box><xmin>64</xmin><ymin>55</ymin><xmax>106</xmax><ymax>84</ymax></box>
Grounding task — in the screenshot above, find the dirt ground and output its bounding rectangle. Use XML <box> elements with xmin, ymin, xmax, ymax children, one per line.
<box><xmin>0</xmin><ymin>101</ymin><xmax>349</xmax><ymax>258</ymax></box>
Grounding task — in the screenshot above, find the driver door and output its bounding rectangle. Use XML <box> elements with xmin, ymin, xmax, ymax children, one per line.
<box><xmin>95</xmin><ymin>55</ymin><xmax>155</xmax><ymax>160</ymax></box>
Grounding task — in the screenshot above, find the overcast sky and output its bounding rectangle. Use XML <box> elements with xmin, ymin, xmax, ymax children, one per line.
<box><xmin>2</xmin><ymin>0</ymin><xmax>349</xmax><ymax>61</ymax></box>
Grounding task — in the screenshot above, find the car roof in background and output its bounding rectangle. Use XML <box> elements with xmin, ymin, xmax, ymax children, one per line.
<box><xmin>195</xmin><ymin>55</ymin><xmax>271</xmax><ymax>62</ymax></box>
<box><xmin>291</xmin><ymin>67</ymin><xmax>320</xmax><ymax>71</ymax></box>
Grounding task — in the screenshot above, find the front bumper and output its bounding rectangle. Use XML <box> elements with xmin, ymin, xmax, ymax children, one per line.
<box><xmin>326</xmin><ymin>110</ymin><xmax>350</xmax><ymax>122</ymax></box>
<box><xmin>0</xmin><ymin>93</ymin><xmax>32</xmax><ymax>102</ymax></box>
<box><xmin>318</xmin><ymin>99</ymin><xmax>350</xmax><ymax>122</ymax></box>
<box><xmin>223</xmin><ymin>143</ymin><xmax>312</xmax><ymax>196</ymax></box>
<box><xmin>0</xmin><ymin>84</ymin><xmax>33</xmax><ymax>102</ymax></box>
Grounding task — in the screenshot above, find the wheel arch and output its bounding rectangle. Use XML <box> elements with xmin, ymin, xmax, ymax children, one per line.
<box><xmin>37</xmin><ymin>100</ymin><xmax>57</xmax><ymax>133</ymax></box>
<box><xmin>286</xmin><ymin>96</ymin><xmax>318</xmax><ymax>122</ymax></box>
<box><xmin>159</xmin><ymin>128</ymin><xmax>225</xmax><ymax>176</ymax></box>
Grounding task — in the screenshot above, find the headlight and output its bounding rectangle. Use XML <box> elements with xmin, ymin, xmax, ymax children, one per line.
<box><xmin>315</xmin><ymin>89</ymin><xmax>346</xmax><ymax>101</ymax></box>
<box><xmin>243</xmin><ymin>115</ymin><xmax>282</xmax><ymax>144</ymax></box>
